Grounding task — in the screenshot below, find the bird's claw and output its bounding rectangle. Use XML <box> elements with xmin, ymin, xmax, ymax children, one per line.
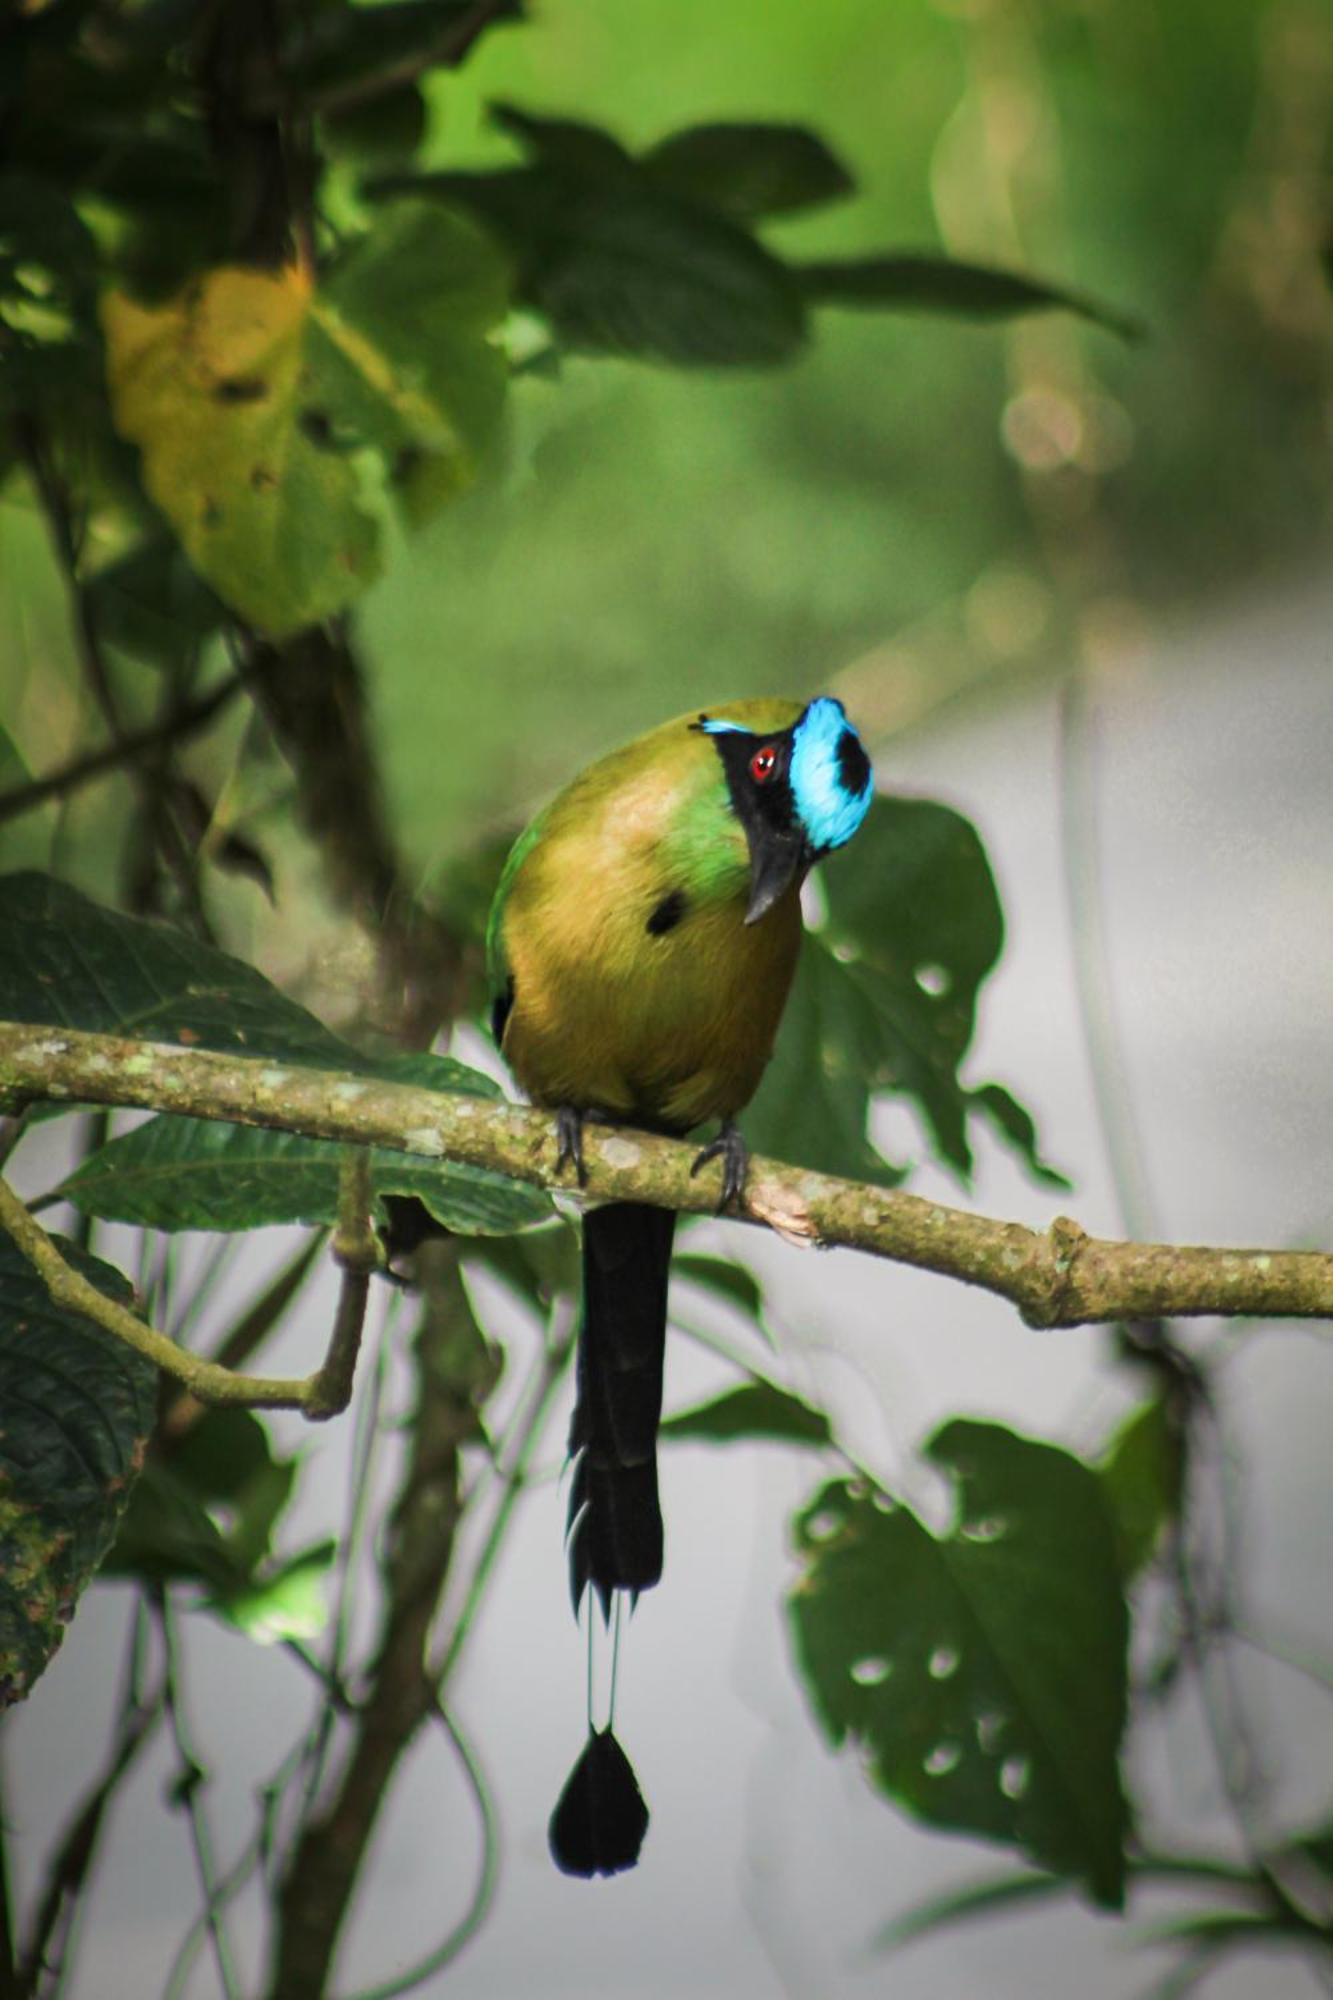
<box><xmin>554</xmin><ymin>1105</ymin><xmax>587</xmax><ymax>1186</ymax></box>
<box><xmin>690</xmin><ymin>1119</ymin><xmax>749</xmax><ymax>1212</ymax></box>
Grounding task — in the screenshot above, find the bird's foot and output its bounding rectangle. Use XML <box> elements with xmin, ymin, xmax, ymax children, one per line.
<box><xmin>554</xmin><ymin>1104</ymin><xmax>587</xmax><ymax>1186</ymax></box>
<box><xmin>690</xmin><ymin>1118</ymin><xmax>749</xmax><ymax>1212</ymax></box>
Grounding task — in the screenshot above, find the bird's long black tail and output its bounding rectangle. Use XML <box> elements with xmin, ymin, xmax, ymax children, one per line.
<box><xmin>567</xmin><ymin>1201</ymin><xmax>677</xmax><ymax>1619</ymax></box>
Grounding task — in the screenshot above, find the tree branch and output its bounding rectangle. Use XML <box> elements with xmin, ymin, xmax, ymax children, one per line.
<box><xmin>1</xmin><ymin>1024</ymin><xmax>1330</xmax><ymax>1336</ymax></box>
<box><xmin>0</xmin><ymin>1172</ymin><xmax>323</xmax><ymax>1412</ymax></box>
<box><xmin>0</xmin><ymin>678</ymin><xmax>244</xmax><ymax>830</ymax></box>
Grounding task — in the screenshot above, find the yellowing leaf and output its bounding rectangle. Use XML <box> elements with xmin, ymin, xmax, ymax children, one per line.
<box><xmin>102</xmin><ymin>204</ymin><xmax>509</xmax><ymax>636</ymax></box>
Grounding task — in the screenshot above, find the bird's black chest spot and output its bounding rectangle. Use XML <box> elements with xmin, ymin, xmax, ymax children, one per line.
<box><xmin>646</xmin><ymin>888</ymin><xmax>687</xmax><ymax>937</ymax></box>
<box><xmin>491</xmin><ymin>975</ymin><xmax>515</xmax><ymax>1046</ymax></box>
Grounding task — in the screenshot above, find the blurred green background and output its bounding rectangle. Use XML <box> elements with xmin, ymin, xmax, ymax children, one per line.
<box><xmin>3</xmin><ymin>0</ymin><xmax>1329</xmax><ymax>946</ymax></box>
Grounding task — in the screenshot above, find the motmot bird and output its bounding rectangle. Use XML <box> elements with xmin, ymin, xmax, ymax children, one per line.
<box><xmin>486</xmin><ymin>695</ymin><xmax>874</xmax><ymax>1871</ymax></box>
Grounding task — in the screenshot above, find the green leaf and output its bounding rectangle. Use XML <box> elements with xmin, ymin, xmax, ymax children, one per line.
<box><xmin>100</xmin><ymin>1458</ymin><xmax>243</xmax><ymax>1591</ymax></box>
<box><xmin>280</xmin><ymin>0</ymin><xmax>521</xmax><ymax>102</ymax></box>
<box><xmin>60</xmin><ymin>1087</ymin><xmax>548</xmax><ymax>1236</ymax></box>
<box><xmin>794</xmin><ymin>254</ymin><xmax>1142</xmax><ymax>340</ymax></box>
<box><xmin>164</xmin><ymin>1406</ymin><xmax>298</xmax><ymax>1576</ymax></box>
<box><xmin>745</xmin><ymin>941</ymin><xmax>909</xmax><ymax>1187</ymax></box>
<box><xmin>0</xmin><ymin>873</ymin><xmax>551</xmax><ymax>1233</ymax></box>
<box><xmin>1099</xmin><ymin>1398</ymin><xmax>1183</xmax><ymax>1579</ymax></box>
<box><xmin>321</xmin><ymin>84</ymin><xmax>429</xmax><ymax>169</ymax></box>
<box><xmin>102</xmin><ymin>202</ymin><xmax>510</xmax><ymax>635</ymax></box>
<box><xmin>0</xmin><ymin>1233</ymin><xmax>156</xmax><ymax>1705</ymax></box>
<box><xmin>83</xmin><ymin>536</ymin><xmax>226</xmax><ymax>673</ymax></box>
<box><xmin>748</xmin><ymin>796</ymin><xmax>1059</xmax><ymax>1187</ymax></box>
<box><xmin>644</xmin><ymin>122</ymin><xmax>854</xmax><ymax>220</ymax></box>
<box><xmin>490</xmin><ymin>102</ymin><xmax>634</xmax><ymax>176</ymax></box>
<box><xmin>0</xmin><ymin>868</ymin><xmax>372</xmax><ymax>1064</ymax></box>
<box><xmin>378</xmin><ymin>167</ymin><xmax>807</xmax><ymax>367</ymax></box>
<box><xmin>0</xmin><ymin>172</ymin><xmax>102</xmax><ymax>415</ymax></box>
<box><xmin>662</xmin><ymin>1381</ymin><xmax>831</xmax><ymax>1448</ymax></box>
<box><xmin>673</xmin><ymin>1252</ymin><xmax>765</xmax><ymax>1322</ymax></box>
<box><xmin>968</xmin><ymin>1084</ymin><xmax>1071</xmax><ymax>1191</ymax></box>
<box><xmin>213</xmin><ymin>1541</ymin><xmax>334</xmax><ymax>1645</ymax></box>
<box><xmin>788</xmin><ymin>1420</ymin><xmax>1130</xmax><ymax>1907</ymax></box>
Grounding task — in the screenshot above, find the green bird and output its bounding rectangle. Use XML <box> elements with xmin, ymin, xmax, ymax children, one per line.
<box><xmin>486</xmin><ymin>694</ymin><xmax>874</xmax><ymax>1872</ymax></box>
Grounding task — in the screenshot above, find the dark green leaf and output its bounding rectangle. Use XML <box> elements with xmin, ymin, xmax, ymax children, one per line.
<box><xmin>0</xmin><ymin>172</ymin><xmax>102</xmax><ymax>415</ymax></box>
<box><xmin>376</xmin><ymin>167</ymin><xmax>807</xmax><ymax>367</ymax></box>
<box><xmin>745</xmin><ymin>941</ymin><xmax>909</xmax><ymax>1187</ymax></box>
<box><xmin>279</xmin><ymin>0</ymin><xmax>522</xmax><ymax>102</ymax></box>
<box><xmin>100</xmin><ymin>1458</ymin><xmax>243</xmax><ymax>1590</ymax></box>
<box><xmin>322</xmin><ymin>83</ymin><xmax>429</xmax><ymax>168</ymax></box>
<box><xmin>794</xmin><ymin>255</ymin><xmax>1143</xmax><ymax>340</ymax></box>
<box><xmin>491</xmin><ymin>102</ymin><xmax>634</xmax><ymax>176</ymax></box>
<box><xmin>60</xmin><ymin>1095</ymin><xmax>548</xmax><ymax>1236</ymax></box>
<box><xmin>662</xmin><ymin>1381</ymin><xmax>831</xmax><ymax>1448</ymax></box>
<box><xmin>0</xmin><ymin>1233</ymin><xmax>155</xmax><ymax>1705</ymax></box>
<box><xmin>752</xmin><ymin>795</ymin><xmax>1057</xmax><ymax>1188</ymax></box>
<box><xmin>968</xmin><ymin>1084</ymin><xmax>1071</xmax><ymax>1191</ymax></box>
<box><xmin>1</xmin><ymin>873</ymin><xmax>551</xmax><ymax>1232</ymax></box>
<box><xmin>673</xmin><ymin>1252</ymin><xmax>765</xmax><ymax>1322</ymax></box>
<box><xmin>0</xmin><ymin>869</ymin><xmax>370</xmax><ymax>1064</ymax></box>
<box><xmin>83</xmin><ymin>537</ymin><xmax>226</xmax><ymax>673</ymax></box>
<box><xmin>788</xmin><ymin>1420</ymin><xmax>1130</xmax><ymax>1906</ymax></box>
<box><xmin>644</xmin><ymin>122</ymin><xmax>854</xmax><ymax>220</ymax></box>
<box><xmin>1099</xmin><ymin>1397</ymin><xmax>1183</xmax><ymax>1578</ymax></box>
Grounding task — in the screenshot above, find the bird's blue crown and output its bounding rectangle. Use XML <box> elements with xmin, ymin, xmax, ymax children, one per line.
<box><xmin>699</xmin><ymin>697</ymin><xmax>874</xmax><ymax>853</ymax></box>
<box><xmin>789</xmin><ymin>698</ymin><xmax>874</xmax><ymax>853</ymax></box>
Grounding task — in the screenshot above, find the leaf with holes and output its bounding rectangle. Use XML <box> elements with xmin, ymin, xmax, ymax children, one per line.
<box><xmin>102</xmin><ymin>202</ymin><xmax>509</xmax><ymax>634</ymax></box>
<box><xmin>752</xmin><ymin>795</ymin><xmax>1064</xmax><ymax>1188</ymax></box>
<box><xmin>788</xmin><ymin>1420</ymin><xmax>1129</xmax><ymax>1906</ymax></box>
<box><xmin>745</xmin><ymin>940</ymin><xmax>908</xmax><ymax>1186</ymax></box>
<box><xmin>0</xmin><ymin>1234</ymin><xmax>155</xmax><ymax>1705</ymax></box>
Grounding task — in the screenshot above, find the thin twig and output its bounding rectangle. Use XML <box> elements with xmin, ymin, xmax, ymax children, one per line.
<box><xmin>430</xmin><ymin>1294</ymin><xmax>575</xmax><ymax>1689</ymax></box>
<box><xmin>0</xmin><ymin>1173</ymin><xmax>324</xmax><ymax>1410</ymax></box>
<box><xmin>340</xmin><ymin>1698</ymin><xmax>500</xmax><ymax>2000</ymax></box>
<box><xmin>19</xmin><ymin>1596</ymin><xmax>163</xmax><ymax>1997</ymax></box>
<box><xmin>0</xmin><ymin>679</ymin><xmax>244</xmax><ymax>829</ymax></box>
<box><xmin>155</xmin><ymin>1591</ymin><xmax>243</xmax><ymax>2000</ymax></box>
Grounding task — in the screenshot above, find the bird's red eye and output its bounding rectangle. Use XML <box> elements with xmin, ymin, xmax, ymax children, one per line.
<box><xmin>750</xmin><ymin>745</ymin><xmax>778</xmax><ymax>783</ymax></box>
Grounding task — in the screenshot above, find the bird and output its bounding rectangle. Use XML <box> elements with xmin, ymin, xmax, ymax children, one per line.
<box><xmin>486</xmin><ymin>694</ymin><xmax>875</xmax><ymax>1874</ymax></box>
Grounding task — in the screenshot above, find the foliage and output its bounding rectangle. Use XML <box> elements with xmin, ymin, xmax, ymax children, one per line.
<box><xmin>0</xmin><ymin>1233</ymin><xmax>156</xmax><ymax>1705</ymax></box>
<box><xmin>0</xmin><ymin>1</ymin><xmax>1328</xmax><ymax>1997</ymax></box>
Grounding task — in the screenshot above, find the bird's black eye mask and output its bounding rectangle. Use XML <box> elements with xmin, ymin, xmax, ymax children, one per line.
<box><xmin>691</xmin><ymin>715</ymin><xmax>799</xmax><ymax>845</ymax></box>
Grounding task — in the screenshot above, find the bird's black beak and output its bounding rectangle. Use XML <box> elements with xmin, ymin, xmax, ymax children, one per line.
<box><xmin>743</xmin><ymin>824</ymin><xmax>808</xmax><ymax>925</ymax></box>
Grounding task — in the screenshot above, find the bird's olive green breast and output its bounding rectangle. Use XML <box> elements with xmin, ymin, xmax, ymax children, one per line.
<box><xmin>490</xmin><ymin>700</ymin><xmax>806</xmax><ymax>1130</ymax></box>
